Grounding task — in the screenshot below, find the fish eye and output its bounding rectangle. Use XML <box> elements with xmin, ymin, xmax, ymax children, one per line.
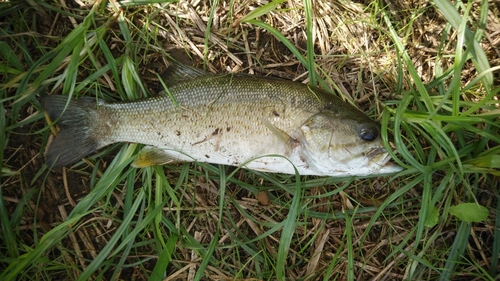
<box><xmin>359</xmin><ymin>125</ymin><xmax>379</xmax><ymax>141</ymax></box>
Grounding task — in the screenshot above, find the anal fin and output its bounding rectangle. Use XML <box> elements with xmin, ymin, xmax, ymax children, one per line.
<box><xmin>132</xmin><ymin>146</ymin><xmax>190</xmax><ymax>168</ymax></box>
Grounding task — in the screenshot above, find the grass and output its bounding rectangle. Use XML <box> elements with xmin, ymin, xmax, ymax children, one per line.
<box><xmin>1</xmin><ymin>0</ymin><xmax>499</xmax><ymax>280</ymax></box>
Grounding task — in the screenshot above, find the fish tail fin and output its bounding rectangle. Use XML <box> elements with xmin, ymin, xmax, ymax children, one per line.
<box><xmin>39</xmin><ymin>95</ymin><xmax>101</xmax><ymax>167</ymax></box>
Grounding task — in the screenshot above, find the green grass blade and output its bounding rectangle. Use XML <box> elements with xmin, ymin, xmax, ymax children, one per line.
<box><xmin>109</xmin><ymin>170</ymin><xmax>140</xmax><ymax>280</ymax></box>
<box><xmin>203</xmin><ymin>0</ymin><xmax>219</xmax><ymax>66</ymax></box>
<box><xmin>153</xmin><ymin>167</ymin><xmax>167</xmax><ymax>248</ymax></box>
<box><xmin>0</xmin><ymin>215</ymin><xmax>84</xmax><ymax>280</ymax></box>
<box><xmin>122</xmin><ymin>55</ymin><xmax>139</xmax><ymax>100</ymax></box>
<box><xmin>490</xmin><ymin>197</ymin><xmax>500</xmax><ymax>277</ymax></box>
<box><xmin>442</xmin><ymin>1</ymin><xmax>471</xmax><ymax>118</ymax></box>
<box><xmin>110</xmin><ymin>199</ymin><xmax>171</xmax><ymax>257</ymax></box>
<box><xmin>194</xmin><ymin>165</ymin><xmax>226</xmax><ymax>280</ymax></box>
<box><xmin>304</xmin><ymin>0</ymin><xmax>316</xmax><ymax>85</ymax></box>
<box><xmin>344</xmin><ymin>207</ymin><xmax>354</xmax><ymax>281</ymax></box>
<box><xmin>244</xmin><ymin>21</ymin><xmax>306</xmax><ymax>66</ymax></box>
<box><xmin>150</xmin><ymin>234</ymin><xmax>178</xmax><ymax>279</ymax></box>
<box><xmin>0</xmin><ymin>101</ymin><xmax>4</xmax><ymax>171</ymax></box>
<box><xmin>0</xmin><ymin>187</ymin><xmax>20</xmax><ymax>258</ymax></box>
<box><xmin>2</xmin><ymin>148</ymin><xmax>136</xmax><ymax>279</ymax></box>
<box><xmin>237</xmin><ymin>0</ymin><xmax>286</xmax><ymax>24</ymax></box>
<box><xmin>98</xmin><ymin>33</ymin><xmax>125</xmax><ymax>96</ymax></box>
<box><xmin>433</xmin><ymin>0</ymin><xmax>493</xmax><ymax>87</ymax></box>
<box><xmin>73</xmin><ymin>57</ymin><xmax>124</xmax><ymax>94</ymax></box>
<box><xmin>244</xmin><ymin>20</ymin><xmax>337</xmax><ymax>98</ymax></box>
<box><xmin>412</xmin><ymin>173</ymin><xmax>433</xmax><ymax>254</ymax></box>
<box><xmin>68</xmin><ymin>145</ymin><xmax>137</xmax><ymax>218</ymax></box>
<box><xmin>381</xmin><ymin>8</ymin><xmax>434</xmax><ymax>113</ymax></box>
<box><xmin>61</xmin><ymin>38</ymin><xmax>83</xmax><ymax>96</ymax></box>
<box><xmin>77</xmin><ymin>188</ymin><xmax>146</xmax><ymax>281</ymax></box>
<box><xmin>115</xmin><ymin>0</ymin><xmax>178</xmax><ymax>7</ymax></box>
<box><xmin>360</xmin><ymin>173</ymin><xmax>423</xmax><ymax>244</ymax></box>
<box><xmin>0</xmin><ymin>41</ymin><xmax>23</xmax><ymax>70</ymax></box>
<box><xmin>276</xmin><ymin>170</ymin><xmax>302</xmax><ymax>280</ymax></box>
<box><xmin>439</xmin><ymin>221</ymin><xmax>472</xmax><ymax>281</ymax></box>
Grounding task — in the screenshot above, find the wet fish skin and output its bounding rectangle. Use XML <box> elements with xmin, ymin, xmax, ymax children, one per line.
<box><xmin>40</xmin><ymin>71</ymin><xmax>401</xmax><ymax>176</ymax></box>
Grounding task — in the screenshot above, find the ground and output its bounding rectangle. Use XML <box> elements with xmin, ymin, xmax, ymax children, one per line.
<box><xmin>1</xmin><ymin>0</ymin><xmax>499</xmax><ymax>280</ymax></box>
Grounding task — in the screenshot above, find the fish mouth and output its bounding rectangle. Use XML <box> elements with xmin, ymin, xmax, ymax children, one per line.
<box><xmin>368</xmin><ymin>147</ymin><xmax>403</xmax><ymax>174</ymax></box>
<box><xmin>379</xmin><ymin>160</ymin><xmax>403</xmax><ymax>173</ymax></box>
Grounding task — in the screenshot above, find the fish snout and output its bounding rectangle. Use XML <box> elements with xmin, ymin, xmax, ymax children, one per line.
<box><xmin>366</xmin><ymin>147</ymin><xmax>403</xmax><ymax>174</ymax></box>
<box><xmin>366</xmin><ymin>147</ymin><xmax>388</xmax><ymax>160</ymax></box>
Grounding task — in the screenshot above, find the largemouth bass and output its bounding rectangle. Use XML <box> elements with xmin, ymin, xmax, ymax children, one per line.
<box><xmin>40</xmin><ymin>64</ymin><xmax>401</xmax><ymax>176</ymax></box>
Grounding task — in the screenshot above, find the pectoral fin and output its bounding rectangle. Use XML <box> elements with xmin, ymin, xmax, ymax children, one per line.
<box><xmin>260</xmin><ymin>118</ymin><xmax>300</xmax><ymax>152</ymax></box>
<box><xmin>132</xmin><ymin>146</ymin><xmax>189</xmax><ymax>168</ymax></box>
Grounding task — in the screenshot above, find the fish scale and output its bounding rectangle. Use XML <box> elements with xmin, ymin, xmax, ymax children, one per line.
<box><xmin>40</xmin><ymin>69</ymin><xmax>402</xmax><ymax>176</ymax></box>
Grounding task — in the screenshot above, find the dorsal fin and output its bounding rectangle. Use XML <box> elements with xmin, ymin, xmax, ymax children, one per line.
<box><xmin>161</xmin><ymin>61</ymin><xmax>211</xmax><ymax>86</ymax></box>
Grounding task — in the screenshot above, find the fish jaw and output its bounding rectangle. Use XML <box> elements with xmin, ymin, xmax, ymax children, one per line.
<box><xmin>366</xmin><ymin>147</ymin><xmax>403</xmax><ymax>175</ymax></box>
<box><xmin>294</xmin><ymin>145</ymin><xmax>402</xmax><ymax>176</ymax></box>
<box><xmin>377</xmin><ymin>161</ymin><xmax>404</xmax><ymax>175</ymax></box>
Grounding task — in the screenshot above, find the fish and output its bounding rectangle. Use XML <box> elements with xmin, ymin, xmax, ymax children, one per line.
<box><xmin>39</xmin><ymin>63</ymin><xmax>402</xmax><ymax>176</ymax></box>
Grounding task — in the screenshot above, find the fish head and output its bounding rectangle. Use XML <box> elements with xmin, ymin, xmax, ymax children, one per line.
<box><xmin>298</xmin><ymin>111</ymin><xmax>402</xmax><ymax>176</ymax></box>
